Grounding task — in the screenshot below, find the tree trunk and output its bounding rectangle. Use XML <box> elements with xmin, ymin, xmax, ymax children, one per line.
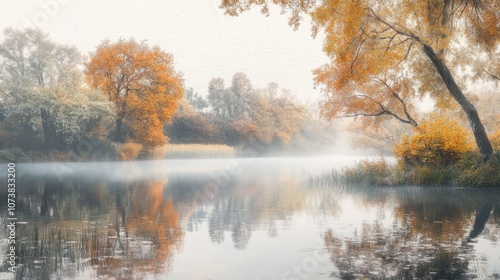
<box><xmin>41</xmin><ymin>108</ymin><xmax>52</xmax><ymax>149</ymax></box>
<box><xmin>116</xmin><ymin>117</ymin><xmax>124</xmax><ymax>142</ymax></box>
<box><xmin>423</xmin><ymin>45</ymin><xmax>493</xmax><ymax>162</ymax></box>
<box><xmin>468</xmin><ymin>203</ymin><xmax>494</xmax><ymax>241</ymax></box>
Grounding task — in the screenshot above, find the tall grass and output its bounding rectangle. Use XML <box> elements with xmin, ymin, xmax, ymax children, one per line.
<box><xmin>305</xmin><ymin>158</ymin><xmax>394</xmax><ymax>187</ymax></box>
<box><xmin>154</xmin><ymin>144</ymin><xmax>236</xmax><ymax>159</ymax></box>
<box><xmin>344</xmin><ymin>159</ymin><xmax>393</xmax><ymax>186</ymax></box>
<box><xmin>305</xmin><ymin>152</ymin><xmax>500</xmax><ymax>188</ymax></box>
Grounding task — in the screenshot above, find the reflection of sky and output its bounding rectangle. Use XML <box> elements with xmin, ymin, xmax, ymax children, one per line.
<box><xmin>170</xmin><ymin>212</ymin><xmax>335</xmax><ymax>280</ymax></box>
<box><xmin>168</xmin><ymin>196</ymin><xmax>394</xmax><ymax>280</ymax></box>
<box><xmin>2</xmin><ymin>158</ymin><xmax>499</xmax><ymax>279</ymax></box>
<box><xmin>474</xmin><ymin>234</ymin><xmax>500</xmax><ymax>276</ymax></box>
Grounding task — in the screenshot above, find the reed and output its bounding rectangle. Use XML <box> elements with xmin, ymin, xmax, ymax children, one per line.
<box><xmin>158</xmin><ymin>144</ymin><xmax>236</xmax><ymax>159</ymax></box>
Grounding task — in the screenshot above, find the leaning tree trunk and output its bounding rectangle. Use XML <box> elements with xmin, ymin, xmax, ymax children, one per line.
<box><xmin>423</xmin><ymin>45</ymin><xmax>493</xmax><ymax>162</ymax></box>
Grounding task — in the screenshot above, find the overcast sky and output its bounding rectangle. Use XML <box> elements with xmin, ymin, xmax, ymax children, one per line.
<box><xmin>0</xmin><ymin>0</ymin><xmax>328</xmax><ymax>101</ymax></box>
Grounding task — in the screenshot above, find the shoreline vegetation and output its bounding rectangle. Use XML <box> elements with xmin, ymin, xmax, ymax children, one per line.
<box><xmin>0</xmin><ymin>143</ymin><xmax>237</xmax><ymax>162</ymax></box>
<box><xmin>307</xmin><ymin>152</ymin><xmax>500</xmax><ymax>188</ymax></box>
<box><xmin>0</xmin><ymin>29</ymin><xmax>498</xmax><ymax>188</ymax></box>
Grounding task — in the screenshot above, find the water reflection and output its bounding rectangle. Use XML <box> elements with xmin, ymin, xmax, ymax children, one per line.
<box><xmin>324</xmin><ymin>188</ymin><xmax>500</xmax><ymax>280</ymax></box>
<box><xmin>10</xmin><ymin>177</ymin><xmax>183</xmax><ymax>280</ymax></box>
<box><xmin>0</xmin><ymin>160</ymin><xmax>499</xmax><ymax>279</ymax></box>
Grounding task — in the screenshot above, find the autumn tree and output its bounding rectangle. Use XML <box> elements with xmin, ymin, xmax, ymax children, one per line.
<box><xmin>208</xmin><ymin>73</ymin><xmax>254</xmax><ymax>120</ymax></box>
<box><xmin>207</xmin><ymin>73</ymin><xmax>305</xmax><ymax>151</ymax></box>
<box><xmin>348</xmin><ymin>119</ymin><xmax>411</xmax><ymax>155</ymax></box>
<box><xmin>220</xmin><ymin>0</ymin><xmax>500</xmax><ymax>161</ymax></box>
<box><xmin>185</xmin><ymin>87</ymin><xmax>209</xmax><ymax>112</ymax></box>
<box><xmin>85</xmin><ymin>39</ymin><xmax>184</xmax><ymax>149</ymax></box>
<box><xmin>0</xmin><ymin>28</ymin><xmax>114</xmax><ymax>150</ymax></box>
<box><xmin>164</xmin><ymin>95</ymin><xmax>217</xmax><ymax>144</ymax></box>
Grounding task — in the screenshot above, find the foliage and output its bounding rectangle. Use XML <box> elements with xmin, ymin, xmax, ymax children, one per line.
<box><xmin>348</xmin><ymin>118</ymin><xmax>411</xmax><ymax>155</ymax></box>
<box><xmin>343</xmin><ymin>159</ymin><xmax>393</xmax><ymax>186</ymax></box>
<box><xmin>115</xmin><ymin>142</ymin><xmax>143</xmax><ymax>161</ymax></box>
<box><xmin>162</xmin><ymin>144</ymin><xmax>235</xmax><ymax>159</ymax></box>
<box><xmin>185</xmin><ymin>87</ymin><xmax>209</xmax><ymax>112</ymax></box>
<box><xmin>207</xmin><ymin>73</ymin><xmax>254</xmax><ymax>120</ymax></box>
<box><xmin>0</xmin><ymin>147</ymin><xmax>28</xmax><ymax>163</ymax></box>
<box><xmin>455</xmin><ymin>152</ymin><xmax>500</xmax><ymax>188</ymax></box>
<box><xmin>164</xmin><ymin>96</ymin><xmax>218</xmax><ymax>144</ymax></box>
<box><xmin>0</xmin><ymin>28</ymin><xmax>115</xmax><ymax>149</ymax></box>
<box><xmin>205</xmin><ymin>73</ymin><xmax>305</xmax><ymax>152</ymax></box>
<box><xmin>85</xmin><ymin>39</ymin><xmax>184</xmax><ymax>149</ymax></box>
<box><xmin>220</xmin><ymin>0</ymin><xmax>500</xmax><ymax>161</ymax></box>
<box><xmin>394</xmin><ymin>117</ymin><xmax>474</xmax><ymax>166</ymax></box>
<box><xmin>490</xmin><ymin>129</ymin><xmax>500</xmax><ymax>152</ymax></box>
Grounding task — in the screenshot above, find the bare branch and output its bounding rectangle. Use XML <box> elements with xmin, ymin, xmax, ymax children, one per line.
<box><xmin>484</xmin><ymin>70</ymin><xmax>500</xmax><ymax>81</ymax></box>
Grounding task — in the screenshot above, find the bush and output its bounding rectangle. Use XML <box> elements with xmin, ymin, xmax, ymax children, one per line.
<box><xmin>455</xmin><ymin>152</ymin><xmax>500</xmax><ymax>187</ymax></box>
<box><xmin>490</xmin><ymin>129</ymin><xmax>500</xmax><ymax>152</ymax></box>
<box><xmin>0</xmin><ymin>147</ymin><xmax>28</xmax><ymax>163</ymax></box>
<box><xmin>394</xmin><ymin>117</ymin><xmax>473</xmax><ymax>166</ymax></box>
<box><xmin>115</xmin><ymin>142</ymin><xmax>143</xmax><ymax>161</ymax></box>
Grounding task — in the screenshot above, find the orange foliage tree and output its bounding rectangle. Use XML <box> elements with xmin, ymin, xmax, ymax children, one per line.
<box><xmin>394</xmin><ymin>117</ymin><xmax>474</xmax><ymax>166</ymax></box>
<box><xmin>220</xmin><ymin>0</ymin><xmax>500</xmax><ymax>162</ymax></box>
<box><xmin>85</xmin><ymin>39</ymin><xmax>184</xmax><ymax>149</ymax></box>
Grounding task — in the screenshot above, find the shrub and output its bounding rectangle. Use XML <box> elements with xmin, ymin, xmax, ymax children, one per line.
<box><xmin>455</xmin><ymin>152</ymin><xmax>500</xmax><ymax>187</ymax></box>
<box><xmin>394</xmin><ymin>117</ymin><xmax>474</xmax><ymax>166</ymax></box>
<box><xmin>0</xmin><ymin>147</ymin><xmax>28</xmax><ymax>163</ymax></box>
<box><xmin>115</xmin><ymin>142</ymin><xmax>143</xmax><ymax>161</ymax></box>
<box><xmin>490</xmin><ymin>129</ymin><xmax>500</xmax><ymax>152</ymax></box>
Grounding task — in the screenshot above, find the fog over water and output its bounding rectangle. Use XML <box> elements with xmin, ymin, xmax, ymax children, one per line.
<box><xmin>1</xmin><ymin>156</ymin><xmax>499</xmax><ymax>280</ymax></box>
<box><xmin>8</xmin><ymin>155</ymin><xmax>393</xmax><ymax>182</ymax></box>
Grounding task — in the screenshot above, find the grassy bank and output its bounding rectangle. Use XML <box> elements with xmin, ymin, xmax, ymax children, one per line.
<box><xmin>0</xmin><ymin>143</ymin><xmax>237</xmax><ymax>162</ymax></box>
<box><xmin>153</xmin><ymin>144</ymin><xmax>236</xmax><ymax>159</ymax></box>
<box><xmin>308</xmin><ymin>152</ymin><xmax>500</xmax><ymax>188</ymax></box>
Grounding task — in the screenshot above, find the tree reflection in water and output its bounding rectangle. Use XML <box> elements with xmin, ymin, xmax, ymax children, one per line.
<box><xmin>163</xmin><ymin>170</ymin><xmax>308</xmax><ymax>250</ymax></box>
<box><xmin>3</xmin><ymin>166</ymin><xmax>499</xmax><ymax>279</ymax></box>
<box><xmin>323</xmin><ymin>187</ymin><xmax>499</xmax><ymax>280</ymax></box>
<box><xmin>13</xmin><ymin>177</ymin><xmax>183</xmax><ymax>280</ymax></box>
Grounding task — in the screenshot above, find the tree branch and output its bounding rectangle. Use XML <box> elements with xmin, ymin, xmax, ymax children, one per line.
<box><xmin>484</xmin><ymin>70</ymin><xmax>500</xmax><ymax>81</ymax></box>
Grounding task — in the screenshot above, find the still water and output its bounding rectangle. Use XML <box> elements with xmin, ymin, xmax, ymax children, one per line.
<box><xmin>0</xmin><ymin>157</ymin><xmax>499</xmax><ymax>280</ymax></box>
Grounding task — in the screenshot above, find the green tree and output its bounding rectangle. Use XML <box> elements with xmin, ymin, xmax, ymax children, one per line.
<box><xmin>220</xmin><ymin>0</ymin><xmax>499</xmax><ymax>162</ymax></box>
<box><xmin>0</xmin><ymin>28</ymin><xmax>114</xmax><ymax>149</ymax></box>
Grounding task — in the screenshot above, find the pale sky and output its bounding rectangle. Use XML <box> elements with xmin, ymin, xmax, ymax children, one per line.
<box><xmin>0</xmin><ymin>0</ymin><xmax>328</xmax><ymax>101</ymax></box>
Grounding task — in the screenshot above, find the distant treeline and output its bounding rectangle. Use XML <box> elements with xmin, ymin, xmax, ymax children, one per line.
<box><xmin>0</xmin><ymin>28</ymin><xmax>335</xmax><ymax>162</ymax></box>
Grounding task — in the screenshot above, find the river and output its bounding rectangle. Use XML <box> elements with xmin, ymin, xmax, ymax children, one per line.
<box><xmin>0</xmin><ymin>157</ymin><xmax>499</xmax><ymax>279</ymax></box>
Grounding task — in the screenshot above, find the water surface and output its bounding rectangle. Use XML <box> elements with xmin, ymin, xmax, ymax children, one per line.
<box><xmin>0</xmin><ymin>157</ymin><xmax>499</xmax><ymax>279</ymax></box>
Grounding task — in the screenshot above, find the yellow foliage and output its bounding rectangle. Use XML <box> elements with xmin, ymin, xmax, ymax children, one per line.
<box><xmin>115</xmin><ymin>142</ymin><xmax>143</xmax><ymax>161</ymax></box>
<box><xmin>85</xmin><ymin>39</ymin><xmax>184</xmax><ymax>150</ymax></box>
<box><xmin>490</xmin><ymin>130</ymin><xmax>500</xmax><ymax>152</ymax></box>
<box><xmin>394</xmin><ymin>117</ymin><xmax>474</xmax><ymax>165</ymax></box>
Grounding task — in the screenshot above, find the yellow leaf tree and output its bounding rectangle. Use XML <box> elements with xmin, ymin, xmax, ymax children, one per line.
<box><xmin>85</xmin><ymin>39</ymin><xmax>184</xmax><ymax>149</ymax></box>
<box><xmin>220</xmin><ymin>0</ymin><xmax>500</xmax><ymax>162</ymax></box>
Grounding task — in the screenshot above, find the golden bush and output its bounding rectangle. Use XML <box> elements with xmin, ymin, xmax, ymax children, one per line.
<box><xmin>394</xmin><ymin>117</ymin><xmax>474</xmax><ymax>165</ymax></box>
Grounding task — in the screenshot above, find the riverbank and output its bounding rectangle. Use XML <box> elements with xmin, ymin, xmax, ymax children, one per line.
<box><xmin>0</xmin><ymin>143</ymin><xmax>237</xmax><ymax>163</ymax></box>
<box><xmin>308</xmin><ymin>152</ymin><xmax>500</xmax><ymax>188</ymax></box>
